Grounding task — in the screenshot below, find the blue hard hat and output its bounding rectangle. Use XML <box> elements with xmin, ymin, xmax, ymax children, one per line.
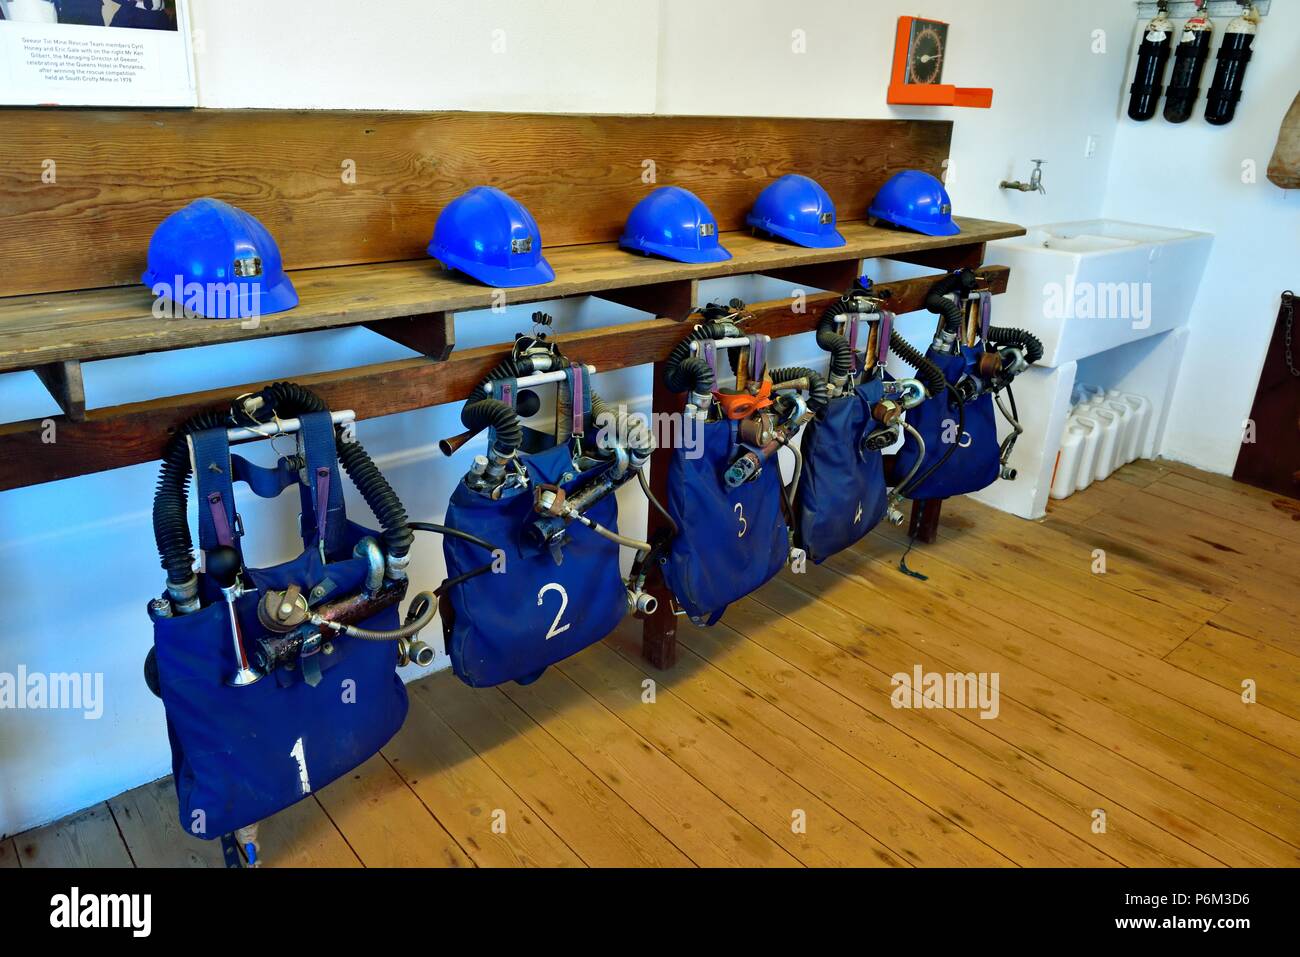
<box><xmin>619</xmin><ymin>186</ymin><xmax>731</xmax><ymax>264</ymax></box>
<box><xmin>746</xmin><ymin>174</ymin><xmax>845</xmax><ymax>248</ymax></box>
<box><xmin>428</xmin><ymin>186</ymin><xmax>555</xmax><ymax>288</ymax></box>
<box><xmin>142</xmin><ymin>198</ymin><xmax>298</xmax><ymax>320</ymax></box>
<box><xmin>867</xmin><ymin>170</ymin><xmax>960</xmax><ymax>237</ymax></box>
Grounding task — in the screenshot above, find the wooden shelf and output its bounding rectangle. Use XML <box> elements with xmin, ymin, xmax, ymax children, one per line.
<box><xmin>0</xmin><ymin>217</ymin><xmax>1022</xmax><ymax>375</ymax></box>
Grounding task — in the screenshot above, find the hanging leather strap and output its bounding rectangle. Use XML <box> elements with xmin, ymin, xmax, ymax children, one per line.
<box><xmin>847</xmin><ymin>314</ymin><xmax>862</xmax><ymax>376</ymax></box>
<box><xmin>700</xmin><ymin>339</ymin><xmax>719</xmax><ymax>382</ymax></box>
<box><xmin>747</xmin><ymin>334</ymin><xmax>767</xmax><ymax>383</ymax></box>
<box><xmin>565</xmin><ymin>362</ymin><xmax>591</xmax><ymax>436</ymax></box>
<box><xmin>192</xmin><ymin>428</ymin><xmax>241</xmax><ymax>559</ymax></box>
<box><xmin>299</xmin><ymin>411</ymin><xmax>347</xmax><ymax>558</ymax></box>
<box><xmin>878</xmin><ymin>310</ymin><xmax>895</xmax><ymax>367</ymax></box>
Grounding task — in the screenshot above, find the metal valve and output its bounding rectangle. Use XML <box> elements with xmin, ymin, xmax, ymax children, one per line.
<box><xmin>627</xmin><ymin>588</ymin><xmax>659</xmax><ymax>617</ymax></box>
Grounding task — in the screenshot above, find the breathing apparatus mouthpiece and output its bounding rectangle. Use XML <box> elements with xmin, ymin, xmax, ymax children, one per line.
<box><xmin>715</xmin><ymin>378</ymin><xmax>775</xmax><ymax>420</ymax></box>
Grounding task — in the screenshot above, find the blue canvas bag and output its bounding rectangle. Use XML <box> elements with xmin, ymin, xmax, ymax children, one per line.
<box><xmin>663</xmin><ymin>418</ymin><xmax>789</xmax><ymax>623</ymax></box>
<box><xmin>441</xmin><ymin>370</ymin><xmax>627</xmax><ymax>687</ymax></box>
<box><xmin>893</xmin><ymin>345</ymin><xmax>1000</xmax><ymax>500</ymax></box>
<box><xmin>150</xmin><ymin>412</ymin><xmax>407</xmax><ymax>839</ymax></box>
<box><xmin>795</xmin><ymin>376</ymin><xmax>890</xmax><ymax>563</ymax></box>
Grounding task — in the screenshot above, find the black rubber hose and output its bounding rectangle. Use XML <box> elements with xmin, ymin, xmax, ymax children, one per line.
<box><xmin>888</xmin><ymin>336</ymin><xmax>948</xmax><ymax>398</ymax></box>
<box><xmin>666</xmin><ymin>356</ymin><xmax>714</xmax><ymax>396</ymax></box>
<box><xmin>153</xmin><ymin>409</ymin><xmax>234</xmax><ymax>584</ymax></box>
<box><xmin>925</xmin><ymin>270</ymin><xmax>977</xmax><ymax>335</ymax></box>
<box><xmin>461</xmin><ymin>399</ymin><xmax>522</xmax><ymax>455</ymax></box>
<box><xmin>261</xmin><ymin>382</ymin><xmax>414</xmax><ymax>561</ymax></box>
<box><xmin>769</xmin><ymin>366</ymin><xmax>830</xmax><ymax>415</ymax></box>
<box><xmin>664</xmin><ymin>322</ymin><xmax>740</xmax><ymax>394</ymax></box>
<box><xmin>815</xmin><ymin>300</ymin><xmax>855</xmax><ymax>380</ymax></box>
<box><xmin>988</xmin><ymin>326</ymin><xmax>1044</xmax><ymax>365</ymax></box>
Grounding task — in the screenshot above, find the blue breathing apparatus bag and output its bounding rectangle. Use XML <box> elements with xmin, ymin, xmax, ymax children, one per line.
<box><xmin>893</xmin><ymin>312</ymin><xmax>1001</xmax><ymax>501</ymax></box>
<box><xmin>794</xmin><ymin>375</ymin><xmax>890</xmax><ymax>563</ymax></box>
<box><xmin>441</xmin><ymin>365</ymin><xmax>628</xmax><ymax>687</ymax></box>
<box><xmin>149</xmin><ymin>409</ymin><xmax>408</xmax><ymax>839</ymax></box>
<box><xmin>663</xmin><ymin>418</ymin><xmax>790</xmax><ymax>623</ymax></box>
<box><xmin>894</xmin><ymin>346</ymin><xmax>1000</xmax><ymax>500</ymax></box>
<box><xmin>662</xmin><ymin>333</ymin><xmax>791</xmax><ymax>624</ymax></box>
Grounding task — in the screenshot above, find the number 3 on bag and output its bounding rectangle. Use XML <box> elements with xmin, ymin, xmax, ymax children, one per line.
<box><xmin>538</xmin><ymin>582</ymin><xmax>572</xmax><ymax>641</ymax></box>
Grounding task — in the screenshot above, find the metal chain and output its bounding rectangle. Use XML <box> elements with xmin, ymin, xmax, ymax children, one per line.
<box><xmin>1284</xmin><ymin>291</ymin><xmax>1299</xmax><ymax>378</ymax></box>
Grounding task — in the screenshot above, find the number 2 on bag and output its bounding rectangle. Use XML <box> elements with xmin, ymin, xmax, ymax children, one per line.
<box><xmin>538</xmin><ymin>582</ymin><xmax>572</xmax><ymax>641</ymax></box>
<box><xmin>289</xmin><ymin>737</ymin><xmax>312</xmax><ymax>795</ymax></box>
<box><xmin>734</xmin><ymin>502</ymin><xmax>748</xmax><ymax>538</ymax></box>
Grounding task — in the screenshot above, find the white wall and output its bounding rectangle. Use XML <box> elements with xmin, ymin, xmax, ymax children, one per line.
<box><xmin>1101</xmin><ymin>5</ymin><xmax>1300</xmax><ymax>474</ymax></box>
<box><xmin>1</xmin><ymin>0</ymin><xmax>1145</xmax><ymax>837</ymax></box>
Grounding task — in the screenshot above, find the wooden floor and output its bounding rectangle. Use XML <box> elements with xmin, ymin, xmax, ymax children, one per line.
<box><xmin>7</xmin><ymin>459</ymin><xmax>1300</xmax><ymax>868</ymax></box>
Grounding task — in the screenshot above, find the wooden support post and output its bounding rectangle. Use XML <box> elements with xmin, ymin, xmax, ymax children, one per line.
<box><xmin>364</xmin><ymin>311</ymin><xmax>455</xmax><ymax>360</ymax></box>
<box><xmin>642</xmin><ymin>357</ymin><xmax>685</xmax><ymax>670</ymax></box>
<box><xmin>909</xmin><ymin>499</ymin><xmax>943</xmax><ymax>544</ymax></box>
<box><xmin>33</xmin><ymin>360</ymin><xmax>86</xmax><ymax>421</ymax></box>
<box><xmin>594</xmin><ymin>280</ymin><xmax>699</xmax><ymax>319</ymax></box>
<box><xmin>619</xmin><ymin>278</ymin><xmax>700</xmax><ymax>671</ymax></box>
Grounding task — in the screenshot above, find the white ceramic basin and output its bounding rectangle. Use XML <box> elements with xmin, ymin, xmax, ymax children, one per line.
<box><xmin>988</xmin><ymin>219</ymin><xmax>1213</xmax><ymax>366</ymax></box>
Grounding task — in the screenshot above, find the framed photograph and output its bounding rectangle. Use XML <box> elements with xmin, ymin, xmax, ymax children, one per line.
<box><xmin>0</xmin><ymin>0</ymin><xmax>196</xmax><ymax>106</ymax></box>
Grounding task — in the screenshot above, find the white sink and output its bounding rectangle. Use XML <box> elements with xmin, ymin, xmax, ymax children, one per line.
<box><xmin>988</xmin><ymin>219</ymin><xmax>1213</xmax><ymax>366</ymax></box>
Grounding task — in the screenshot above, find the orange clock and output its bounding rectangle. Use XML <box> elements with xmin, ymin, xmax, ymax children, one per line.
<box><xmin>888</xmin><ymin>16</ymin><xmax>993</xmax><ymax>108</ymax></box>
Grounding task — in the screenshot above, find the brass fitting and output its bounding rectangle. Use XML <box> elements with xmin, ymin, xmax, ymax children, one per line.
<box><xmin>258</xmin><ymin>584</ymin><xmax>310</xmax><ymax>633</ymax></box>
<box><xmin>977</xmin><ymin>351</ymin><xmax>1004</xmax><ymax>379</ymax></box>
<box><xmin>872</xmin><ymin>399</ymin><xmax>903</xmax><ymax>426</ymax></box>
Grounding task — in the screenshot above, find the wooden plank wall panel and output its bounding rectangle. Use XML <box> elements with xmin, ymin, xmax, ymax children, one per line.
<box><xmin>0</xmin><ymin>110</ymin><xmax>952</xmax><ymax>297</ymax></box>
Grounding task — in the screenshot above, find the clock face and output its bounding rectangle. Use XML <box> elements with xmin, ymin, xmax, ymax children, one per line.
<box><xmin>907</xmin><ymin>19</ymin><xmax>948</xmax><ymax>85</ymax></box>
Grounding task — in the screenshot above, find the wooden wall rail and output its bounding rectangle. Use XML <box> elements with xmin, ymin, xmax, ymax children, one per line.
<box><xmin>0</xmin><ymin>266</ymin><xmax>1008</xmax><ymax>493</ymax></box>
<box><xmin>0</xmin><ymin>109</ymin><xmax>951</xmax><ymax>297</ymax></box>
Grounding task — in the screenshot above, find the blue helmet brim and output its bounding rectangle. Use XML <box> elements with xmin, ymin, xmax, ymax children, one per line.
<box><xmin>620</xmin><ymin>237</ymin><xmax>732</xmax><ymax>264</ymax></box>
<box><xmin>904</xmin><ymin>219</ymin><xmax>961</xmax><ymax>237</ymax></box>
<box><xmin>258</xmin><ymin>275</ymin><xmax>300</xmax><ymax>315</ymax></box>
<box><xmin>868</xmin><ymin>211</ymin><xmax>961</xmax><ymax>237</ymax></box>
<box><xmin>433</xmin><ymin>247</ymin><xmax>556</xmax><ymax>288</ymax></box>
<box><xmin>749</xmin><ymin>219</ymin><xmax>847</xmax><ymax>249</ymax></box>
